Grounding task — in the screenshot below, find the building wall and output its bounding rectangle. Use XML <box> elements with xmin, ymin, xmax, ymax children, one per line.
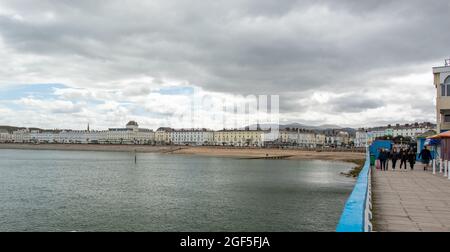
<box><xmin>171</xmin><ymin>130</ymin><xmax>214</xmax><ymax>145</ymax></box>
<box><xmin>0</xmin><ymin>131</ymin><xmax>12</xmax><ymax>143</ymax></box>
<box><xmin>355</xmin><ymin>131</ymin><xmax>368</xmax><ymax>147</ymax></box>
<box><xmin>155</xmin><ymin>130</ymin><xmax>171</xmax><ymax>144</ymax></box>
<box><xmin>11</xmin><ymin>122</ymin><xmax>155</xmax><ymax>145</ymax></box>
<box><xmin>214</xmin><ymin>130</ymin><xmax>264</xmax><ymax>147</ymax></box>
<box><xmin>433</xmin><ymin>65</ymin><xmax>450</xmax><ymax>132</ymax></box>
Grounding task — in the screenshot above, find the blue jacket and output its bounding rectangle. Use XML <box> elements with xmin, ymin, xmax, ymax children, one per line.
<box><xmin>379</xmin><ymin>151</ymin><xmax>388</xmax><ymax>161</ymax></box>
<box><xmin>418</xmin><ymin>149</ymin><xmax>432</xmax><ymax>160</ymax></box>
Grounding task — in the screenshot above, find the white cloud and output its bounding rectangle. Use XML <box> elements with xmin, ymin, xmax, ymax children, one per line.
<box><xmin>16</xmin><ymin>97</ymin><xmax>84</xmax><ymax>114</ymax></box>
<box><xmin>0</xmin><ymin>0</ymin><xmax>444</xmax><ymax>129</ymax></box>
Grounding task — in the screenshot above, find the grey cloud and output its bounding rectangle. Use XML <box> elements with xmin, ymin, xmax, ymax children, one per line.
<box><xmin>330</xmin><ymin>95</ymin><xmax>384</xmax><ymax>113</ymax></box>
<box><xmin>0</xmin><ymin>0</ymin><xmax>445</xmax><ymax>120</ymax></box>
<box><xmin>278</xmin><ymin>93</ymin><xmax>312</xmax><ymax>113</ymax></box>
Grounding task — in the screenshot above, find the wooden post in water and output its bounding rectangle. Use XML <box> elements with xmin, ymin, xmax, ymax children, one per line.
<box><xmin>134</xmin><ymin>149</ymin><xmax>137</xmax><ymax>164</ymax></box>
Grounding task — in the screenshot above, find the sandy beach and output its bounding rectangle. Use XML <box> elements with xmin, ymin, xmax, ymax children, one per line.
<box><xmin>171</xmin><ymin>146</ymin><xmax>365</xmax><ymax>161</ymax></box>
<box><xmin>0</xmin><ymin>143</ymin><xmax>365</xmax><ymax>162</ymax></box>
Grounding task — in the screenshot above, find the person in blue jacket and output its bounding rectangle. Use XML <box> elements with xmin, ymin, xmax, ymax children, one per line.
<box><xmin>408</xmin><ymin>149</ymin><xmax>416</xmax><ymax>170</ymax></box>
<box><xmin>378</xmin><ymin>149</ymin><xmax>388</xmax><ymax>171</ymax></box>
<box><xmin>390</xmin><ymin>148</ymin><xmax>399</xmax><ymax>170</ymax></box>
<box><xmin>418</xmin><ymin>146</ymin><xmax>432</xmax><ymax>171</ymax></box>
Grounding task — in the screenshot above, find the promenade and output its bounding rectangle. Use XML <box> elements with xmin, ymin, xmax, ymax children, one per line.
<box><xmin>372</xmin><ymin>162</ymin><xmax>450</xmax><ymax>232</ymax></box>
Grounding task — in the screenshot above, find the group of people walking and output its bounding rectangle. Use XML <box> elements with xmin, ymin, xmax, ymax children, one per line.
<box><xmin>377</xmin><ymin>147</ymin><xmax>432</xmax><ymax>171</ymax></box>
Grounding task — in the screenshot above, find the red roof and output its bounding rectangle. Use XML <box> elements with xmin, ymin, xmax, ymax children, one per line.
<box><xmin>430</xmin><ymin>131</ymin><xmax>450</xmax><ymax>139</ymax></box>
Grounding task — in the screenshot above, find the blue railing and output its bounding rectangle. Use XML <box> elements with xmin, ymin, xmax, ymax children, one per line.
<box><xmin>336</xmin><ymin>151</ymin><xmax>372</xmax><ymax>232</ymax></box>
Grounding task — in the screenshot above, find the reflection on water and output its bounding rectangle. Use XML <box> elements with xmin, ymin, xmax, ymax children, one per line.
<box><xmin>0</xmin><ymin>149</ymin><xmax>355</xmax><ymax>231</ymax></box>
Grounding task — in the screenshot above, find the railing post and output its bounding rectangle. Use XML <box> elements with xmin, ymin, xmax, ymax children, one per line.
<box><xmin>445</xmin><ymin>160</ymin><xmax>448</xmax><ymax>177</ymax></box>
<box><xmin>432</xmin><ymin>158</ymin><xmax>436</xmax><ymax>175</ymax></box>
<box><xmin>440</xmin><ymin>158</ymin><xmax>443</xmax><ymax>173</ymax></box>
<box><xmin>448</xmin><ymin>160</ymin><xmax>450</xmax><ymax>179</ymax></box>
<box><xmin>448</xmin><ymin>164</ymin><xmax>450</xmax><ymax>179</ymax></box>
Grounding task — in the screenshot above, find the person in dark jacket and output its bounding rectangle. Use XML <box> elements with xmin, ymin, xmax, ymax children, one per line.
<box><xmin>390</xmin><ymin>148</ymin><xmax>399</xmax><ymax>170</ymax></box>
<box><xmin>418</xmin><ymin>147</ymin><xmax>432</xmax><ymax>171</ymax></box>
<box><xmin>379</xmin><ymin>149</ymin><xmax>388</xmax><ymax>171</ymax></box>
<box><xmin>408</xmin><ymin>149</ymin><xmax>416</xmax><ymax>170</ymax></box>
<box><xmin>399</xmin><ymin>149</ymin><xmax>408</xmax><ymax>170</ymax></box>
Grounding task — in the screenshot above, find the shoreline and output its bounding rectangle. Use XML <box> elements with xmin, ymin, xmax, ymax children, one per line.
<box><xmin>0</xmin><ymin>143</ymin><xmax>176</xmax><ymax>153</ymax></box>
<box><xmin>0</xmin><ymin>143</ymin><xmax>365</xmax><ymax>162</ymax></box>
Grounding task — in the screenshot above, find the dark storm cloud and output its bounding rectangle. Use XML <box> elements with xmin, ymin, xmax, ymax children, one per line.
<box><xmin>0</xmin><ymin>0</ymin><xmax>447</xmax><ymax>117</ymax></box>
<box><xmin>329</xmin><ymin>95</ymin><xmax>384</xmax><ymax>113</ymax></box>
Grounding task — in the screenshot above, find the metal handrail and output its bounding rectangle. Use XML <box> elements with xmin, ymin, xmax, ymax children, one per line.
<box><xmin>336</xmin><ymin>151</ymin><xmax>372</xmax><ymax>232</ymax></box>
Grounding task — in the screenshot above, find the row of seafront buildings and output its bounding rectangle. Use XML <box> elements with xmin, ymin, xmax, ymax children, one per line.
<box><xmin>0</xmin><ymin>121</ymin><xmax>354</xmax><ymax>148</ymax></box>
<box><xmin>1</xmin><ymin>120</ymin><xmax>437</xmax><ymax>148</ymax></box>
<box><xmin>354</xmin><ymin>122</ymin><xmax>436</xmax><ymax>147</ymax></box>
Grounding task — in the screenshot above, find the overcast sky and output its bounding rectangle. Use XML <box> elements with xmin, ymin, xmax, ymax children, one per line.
<box><xmin>0</xmin><ymin>0</ymin><xmax>448</xmax><ymax>130</ymax></box>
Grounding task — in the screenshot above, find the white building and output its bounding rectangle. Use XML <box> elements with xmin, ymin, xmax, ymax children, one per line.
<box><xmin>325</xmin><ymin>131</ymin><xmax>350</xmax><ymax>147</ymax></box>
<box><xmin>155</xmin><ymin>127</ymin><xmax>172</xmax><ymax>145</ymax></box>
<box><xmin>362</xmin><ymin>122</ymin><xmax>435</xmax><ymax>143</ymax></box>
<box><xmin>0</xmin><ymin>129</ymin><xmax>12</xmax><ymax>143</ymax></box>
<box><xmin>433</xmin><ymin>60</ymin><xmax>450</xmax><ymax>132</ymax></box>
<box><xmin>12</xmin><ymin>129</ymin><xmax>31</xmax><ymax>143</ymax></box>
<box><xmin>105</xmin><ymin>121</ymin><xmax>154</xmax><ymax>144</ymax></box>
<box><xmin>277</xmin><ymin>129</ymin><xmax>321</xmax><ymax>147</ymax></box>
<box><xmin>171</xmin><ymin>129</ymin><xmax>214</xmax><ymax>146</ymax></box>
<box><xmin>315</xmin><ymin>133</ymin><xmax>326</xmax><ymax>147</ymax></box>
<box><xmin>214</xmin><ymin>130</ymin><xmax>265</xmax><ymax>147</ymax></box>
<box><xmin>355</xmin><ymin>130</ymin><xmax>368</xmax><ymax>147</ymax></box>
<box><xmin>290</xmin><ymin>130</ymin><xmax>316</xmax><ymax>147</ymax></box>
<box><xmin>392</xmin><ymin>125</ymin><xmax>430</xmax><ymax>138</ymax></box>
<box><xmin>10</xmin><ymin>121</ymin><xmax>155</xmax><ymax>145</ymax></box>
<box><xmin>30</xmin><ymin>130</ymin><xmax>59</xmax><ymax>143</ymax></box>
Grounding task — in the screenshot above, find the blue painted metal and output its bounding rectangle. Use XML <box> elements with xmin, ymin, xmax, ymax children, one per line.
<box><xmin>336</xmin><ymin>152</ymin><xmax>371</xmax><ymax>232</ymax></box>
<box><xmin>369</xmin><ymin>140</ymin><xmax>393</xmax><ymax>159</ymax></box>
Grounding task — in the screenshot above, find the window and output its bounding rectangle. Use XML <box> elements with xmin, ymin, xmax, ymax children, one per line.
<box><xmin>442</xmin><ymin>84</ymin><xmax>446</xmax><ymax>96</ymax></box>
<box><xmin>445</xmin><ymin>115</ymin><xmax>450</xmax><ymax>123</ymax></box>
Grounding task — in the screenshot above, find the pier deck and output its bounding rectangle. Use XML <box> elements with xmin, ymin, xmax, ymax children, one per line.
<box><xmin>372</xmin><ymin>162</ymin><xmax>450</xmax><ymax>232</ymax></box>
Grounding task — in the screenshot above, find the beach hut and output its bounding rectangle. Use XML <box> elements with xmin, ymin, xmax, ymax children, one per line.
<box><xmin>369</xmin><ymin>140</ymin><xmax>393</xmax><ymax>166</ymax></box>
<box><xmin>417</xmin><ymin>130</ymin><xmax>437</xmax><ymax>159</ymax></box>
<box><xmin>425</xmin><ymin>137</ymin><xmax>440</xmax><ymax>174</ymax></box>
<box><xmin>428</xmin><ymin>131</ymin><xmax>450</xmax><ymax>178</ymax></box>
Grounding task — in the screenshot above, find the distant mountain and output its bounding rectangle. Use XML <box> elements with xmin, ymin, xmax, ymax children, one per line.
<box><xmin>314</xmin><ymin>124</ymin><xmax>343</xmax><ymax>130</ymax></box>
<box><xmin>0</xmin><ymin>125</ymin><xmax>42</xmax><ymax>133</ymax></box>
<box><xmin>0</xmin><ymin>125</ymin><xmax>24</xmax><ymax>133</ymax></box>
<box><xmin>246</xmin><ymin>123</ymin><xmax>345</xmax><ymax>130</ymax></box>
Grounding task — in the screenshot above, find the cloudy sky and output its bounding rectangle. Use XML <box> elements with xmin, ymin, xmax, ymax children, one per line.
<box><xmin>0</xmin><ymin>0</ymin><xmax>448</xmax><ymax>130</ymax></box>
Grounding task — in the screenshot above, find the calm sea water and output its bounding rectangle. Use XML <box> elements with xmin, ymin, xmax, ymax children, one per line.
<box><xmin>0</xmin><ymin>149</ymin><xmax>355</xmax><ymax>232</ymax></box>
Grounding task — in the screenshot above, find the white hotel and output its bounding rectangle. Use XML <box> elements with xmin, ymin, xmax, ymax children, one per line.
<box><xmin>0</xmin><ymin>129</ymin><xmax>12</xmax><ymax>143</ymax></box>
<box><xmin>6</xmin><ymin>121</ymin><xmax>155</xmax><ymax>145</ymax></box>
<box><xmin>279</xmin><ymin>129</ymin><xmax>321</xmax><ymax>148</ymax></box>
<box><xmin>170</xmin><ymin>129</ymin><xmax>214</xmax><ymax>146</ymax></box>
<box><xmin>105</xmin><ymin>121</ymin><xmax>154</xmax><ymax>144</ymax></box>
<box><xmin>1</xmin><ymin>121</ymin><xmax>358</xmax><ymax>148</ymax></box>
<box><xmin>355</xmin><ymin>122</ymin><xmax>435</xmax><ymax>147</ymax></box>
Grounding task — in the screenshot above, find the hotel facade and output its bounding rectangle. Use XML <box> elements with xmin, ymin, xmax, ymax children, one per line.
<box><xmin>5</xmin><ymin>121</ymin><xmax>155</xmax><ymax>145</ymax></box>
<box><xmin>279</xmin><ymin>129</ymin><xmax>323</xmax><ymax>148</ymax></box>
<box><xmin>433</xmin><ymin>59</ymin><xmax>450</xmax><ymax>133</ymax></box>
<box><xmin>355</xmin><ymin>122</ymin><xmax>435</xmax><ymax>147</ymax></box>
<box><xmin>170</xmin><ymin>129</ymin><xmax>214</xmax><ymax>146</ymax></box>
<box><xmin>2</xmin><ymin>121</ymin><xmax>358</xmax><ymax>148</ymax></box>
<box><xmin>213</xmin><ymin>130</ymin><xmax>265</xmax><ymax>147</ymax></box>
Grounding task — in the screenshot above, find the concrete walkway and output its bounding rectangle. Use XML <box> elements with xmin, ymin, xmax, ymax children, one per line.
<box><xmin>372</xmin><ymin>162</ymin><xmax>450</xmax><ymax>232</ymax></box>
